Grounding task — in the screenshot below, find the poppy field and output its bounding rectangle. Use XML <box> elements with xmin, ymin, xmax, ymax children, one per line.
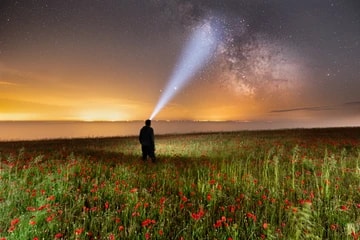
<box><xmin>0</xmin><ymin>127</ymin><xmax>360</xmax><ymax>239</ymax></box>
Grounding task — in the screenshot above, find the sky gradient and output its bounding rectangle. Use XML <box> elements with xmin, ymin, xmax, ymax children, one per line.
<box><xmin>1</xmin><ymin>0</ymin><xmax>359</xmax><ymax>127</ymax></box>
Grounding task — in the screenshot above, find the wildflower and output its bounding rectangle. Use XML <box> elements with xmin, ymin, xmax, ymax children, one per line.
<box><xmin>130</xmin><ymin>188</ymin><xmax>138</xmax><ymax>193</ymax></box>
<box><xmin>26</xmin><ymin>206</ymin><xmax>36</xmax><ymax>211</ymax></box>
<box><xmin>104</xmin><ymin>201</ymin><xmax>109</xmax><ymax>210</ymax></box>
<box><xmin>8</xmin><ymin>218</ymin><xmax>20</xmax><ymax>232</ymax></box>
<box><xmin>54</xmin><ymin>233</ymin><xmax>63</xmax><ymax>239</ymax></box>
<box><xmin>108</xmin><ymin>234</ymin><xmax>115</xmax><ymax>240</ymax></box>
<box><xmin>10</xmin><ymin>218</ymin><xmax>20</xmax><ymax>226</ymax></box>
<box><xmin>263</xmin><ymin>222</ymin><xmax>269</xmax><ymax>229</ymax></box>
<box><xmin>309</xmin><ymin>191</ymin><xmax>315</xmax><ymax>199</ymax></box>
<box><xmin>46</xmin><ymin>215</ymin><xmax>54</xmax><ymax>222</ymax></box>
<box><xmin>159</xmin><ymin>197</ymin><xmax>166</xmax><ymax>205</ymax></box>
<box><xmin>181</xmin><ymin>195</ymin><xmax>188</xmax><ymax>202</ymax></box>
<box><xmin>115</xmin><ymin>217</ymin><xmax>121</xmax><ymax>223</ymax></box>
<box><xmin>209</xmin><ymin>179</ymin><xmax>216</xmax><ymax>185</ymax></box>
<box><xmin>340</xmin><ymin>205</ymin><xmax>348</xmax><ymax>211</ymax></box>
<box><xmin>213</xmin><ymin>220</ymin><xmax>222</xmax><ymax>228</ymax></box>
<box><xmin>7</xmin><ymin>226</ymin><xmax>16</xmax><ymax>233</ymax></box>
<box><xmin>90</xmin><ymin>184</ymin><xmax>98</xmax><ymax>193</ymax></box>
<box><xmin>246</xmin><ymin>212</ymin><xmax>257</xmax><ymax>222</ymax></box>
<box><xmin>75</xmin><ymin>228</ymin><xmax>84</xmax><ymax>235</ymax></box>
<box><xmin>145</xmin><ymin>232</ymin><xmax>151</xmax><ymax>240</ymax></box>
<box><xmin>228</xmin><ymin>205</ymin><xmax>236</xmax><ymax>213</ymax></box>
<box><xmin>213</xmin><ymin>216</ymin><xmax>227</xmax><ymax>228</ymax></box>
<box><xmin>158</xmin><ymin>229</ymin><xmax>163</xmax><ymax>236</ymax></box>
<box><xmin>134</xmin><ymin>202</ymin><xmax>142</xmax><ymax>210</ymax></box>
<box><xmin>142</xmin><ymin>218</ymin><xmax>156</xmax><ymax>227</ymax></box>
<box><xmin>207</xmin><ymin>193</ymin><xmax>212</xmax><ymax>201</ymax></box>
<box><xmin>47</xmin><ymin>195</ymin><xmax>55</xmax><ymax>201</ymax></box>
<box><xmin>299</xmin><ymin>199</ymin><xmax>312</xmax><ymax>205</ymax></box>
<box><xmin>132</xmin><ymin>212</ymin><xmax>140</xmax><ymax>217</ymax></box>
<box><xmin>38</xmin><ymin>204</ymin><xmax>50</xmax><ymax>211</ymax></box>
<box><xmin>284</xmin><ymin>199</ymin><xmax>292</xmax><ymax>208</ymax></box>
<box><xmin>118</xmin><ymin>225</ymin><xmax>124</xmax><ymax>231</ymax></box>
<box><xmin>330</xmin><ymin>224</ymin><xmax>338</xmax><ymax>231</ymax></box>
<box><xmin>29</xmin><ymin>220</ymin><xmax>36</xmax><ymax>226</ymax></box>
<box><xmin>351</xmin><ymin>231</ymin><xmax>360</xmax><ymax>240</ymax></box>
<box><xmin>191</xmin><ymin>208</ymin><xmax>205</xmax><ymax>221</ymax></box>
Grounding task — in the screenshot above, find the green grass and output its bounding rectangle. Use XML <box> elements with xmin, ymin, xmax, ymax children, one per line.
<box><xmin>0</xmin><ymin>127</ymin><xmax>360</xmax><ymax>239</ymax></box>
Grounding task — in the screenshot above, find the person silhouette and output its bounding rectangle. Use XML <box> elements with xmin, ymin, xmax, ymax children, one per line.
<box><xmin>139</xmin><ymin>119</ymin><xmax>156</xmax><ymax>162</ymax></box>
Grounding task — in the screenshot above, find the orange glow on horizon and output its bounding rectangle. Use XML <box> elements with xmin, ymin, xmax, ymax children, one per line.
<box><xmin>76</xmin><ymin>109</ymin><xmax>129</xmax><ymax>122</ymax></box>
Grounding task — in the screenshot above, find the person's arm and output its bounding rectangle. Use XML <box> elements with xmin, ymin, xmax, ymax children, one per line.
<box><xmin>150</xmin><ymin>128</ymin><xmax>155</xmax><ymax>149</ymax></box>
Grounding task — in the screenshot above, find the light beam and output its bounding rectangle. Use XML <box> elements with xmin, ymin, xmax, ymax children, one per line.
<box><xmin>150</xmin><ymin>19</ymin><xmax>221</xmax><ymax>120</ymax></box>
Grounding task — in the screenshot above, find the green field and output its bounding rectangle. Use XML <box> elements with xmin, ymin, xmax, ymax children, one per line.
<box><xmin>1</xmin><ymin>128</ymin><xmax>360</xmax><ymax>239</ymax></box>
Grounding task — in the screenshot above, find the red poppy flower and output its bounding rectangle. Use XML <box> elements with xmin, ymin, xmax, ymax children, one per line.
<box><xmin>142</xmin><ymin>219</ymin><xmax>156</xmax><ymax>227</ymax></box>
<box><xmin>54</xmin><ymin>233</ymin><xmax>63</xmax><ymax>239</ymax></box>
<box><xmin>191</xmin><ymin>208</ymin><xmax>205</xmax><ymax>221</ymax></box>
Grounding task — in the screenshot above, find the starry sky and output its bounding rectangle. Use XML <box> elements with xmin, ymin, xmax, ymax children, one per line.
<box><xmin>1</xmin><ymin>0</ymin><xmax>359</xmax><ymax>126</ymax></box>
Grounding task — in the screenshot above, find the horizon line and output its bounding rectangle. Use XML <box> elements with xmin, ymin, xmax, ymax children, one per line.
<box><xmin>0</xmin><ymin>119</ymin><xmax>254</xmax><ymax>123</ymax></box>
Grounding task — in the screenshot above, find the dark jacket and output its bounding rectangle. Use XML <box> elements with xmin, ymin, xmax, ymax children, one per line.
<box><xmin>139</xmin><ymin>126</ymin><xmax>154</xmax><ymax>147</ymax></box>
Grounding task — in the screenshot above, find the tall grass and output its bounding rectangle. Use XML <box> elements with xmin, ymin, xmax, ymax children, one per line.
<box><xmin>0</xmin><ymin>128</ymin><xmax>359</xmax><ymax>239</ymax></box>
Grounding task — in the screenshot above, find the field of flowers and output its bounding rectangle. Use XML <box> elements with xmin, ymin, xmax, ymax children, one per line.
<box><xmin>0</xmin><ymin>127</ymin><xmax>360</xmax><ymax>239</ymax></box>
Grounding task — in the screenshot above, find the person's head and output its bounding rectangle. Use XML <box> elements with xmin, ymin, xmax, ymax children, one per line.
<box><xmin>145</xmin><ymin>119</ymin><xmax>151</xmax><ymax>126</ymax></box>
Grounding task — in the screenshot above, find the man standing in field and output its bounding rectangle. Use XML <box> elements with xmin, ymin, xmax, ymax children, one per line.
<box><xmin>139</xmin><ymin>119</ymin><xmax>156</xmax><ymax>162</ymax></box>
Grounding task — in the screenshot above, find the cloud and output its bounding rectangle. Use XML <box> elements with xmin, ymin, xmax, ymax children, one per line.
<box><xmin>0</xmin><ymin>66</ymin><xmax>38</xmax><ymax>86</ymax></box>
<box><xmin>270</xmin><ymin>106</ymin><xmax>335</xmax><ymax>113</ymax></box>
<box><xmin>0</xmin><ymin>81</ymin><xmax>18</xmax><ymax>86</ymax></box>
<box><xmin>271</xmin><ymin>101</ymin><xmax>360</xmax><ymax>114</ymax></box>
<box><xmin>343</xmin><ymin>101</ymin><xmax>360</xmax><ymax>106</ymax></box>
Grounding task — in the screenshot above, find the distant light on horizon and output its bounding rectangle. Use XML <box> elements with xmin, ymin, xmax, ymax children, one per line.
<box><xmin>150</xmin><ymin>18</ymin><xmax>221</xmax><ymax>120</ymax></box>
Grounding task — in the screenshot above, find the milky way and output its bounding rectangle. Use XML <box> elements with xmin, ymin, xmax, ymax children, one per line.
<box><xmin>150</xmin><ymin>1</ymin><xmax>308</xmax><ymax>99</ymax></box>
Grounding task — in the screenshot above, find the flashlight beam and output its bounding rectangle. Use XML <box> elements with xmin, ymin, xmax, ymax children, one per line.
<box><xmin>150</xmin><ymin>20</ymin><xmax>220</xmax><ymax>120</ymax></box>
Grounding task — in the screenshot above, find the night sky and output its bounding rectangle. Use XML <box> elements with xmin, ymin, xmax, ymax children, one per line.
<box><xmin>1</xmin><ymin>0</ymin><xmax>359</xmax><ymax>126</ymax></box>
